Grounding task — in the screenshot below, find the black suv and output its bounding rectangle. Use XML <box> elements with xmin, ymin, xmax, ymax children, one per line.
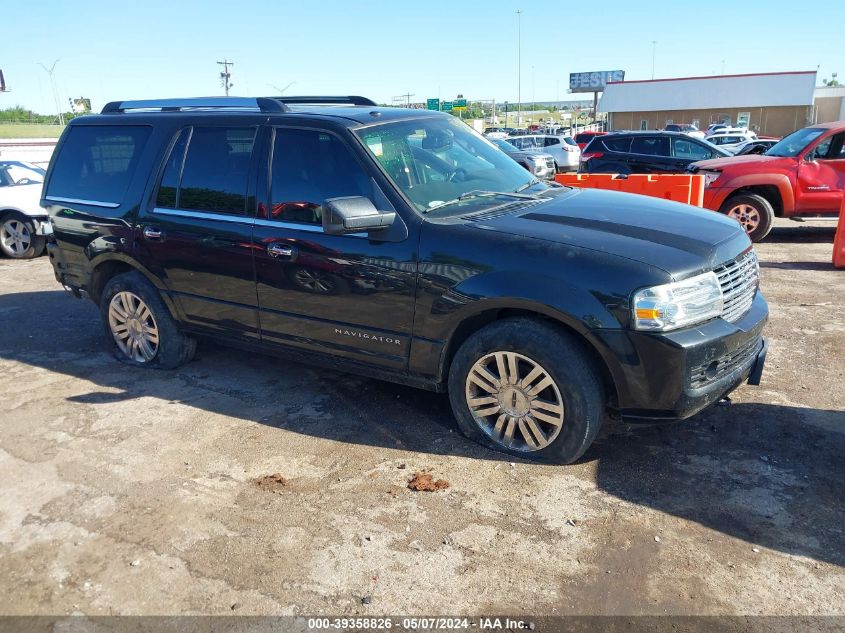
<box><xmin>580</xmin><ymin>131</ymin><xmax>730</xmax><ymax>174</ymax></box>
<box><xmin>42</xmin><ymin>96</ymin><xmax>768</xmax><ymax>463</ymax></box>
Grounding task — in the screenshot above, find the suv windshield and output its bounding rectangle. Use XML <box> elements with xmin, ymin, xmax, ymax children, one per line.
<box><xmin>356</xmin><ymin>116</ymin><xmax>550</xmax><ymax>216</ymax></box>
<box><xmin>766</xmin><ymin>127</ymin><xmax>826</xmax><ymax>157</ymax></box>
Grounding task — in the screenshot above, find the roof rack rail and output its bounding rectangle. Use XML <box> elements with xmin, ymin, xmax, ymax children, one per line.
<box><xmin>101</xmin><ymin>97</ymin><xmax>288</xmax><ymax>114</ymax></box>
<box><xmin>269</xmin><ymin>95</ymin><xmax>377</xmax><ymax>107</ymax></box>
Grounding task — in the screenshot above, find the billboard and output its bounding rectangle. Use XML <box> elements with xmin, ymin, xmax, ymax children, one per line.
<box><xmin>70</xmin><ymin>98</ymin><xmax>92</xmax><ymax>114</ymax></box>
<box><xmin>569</xmin><ymin>70</ymin><xmax>625</xmax><ymax>93</ymax></box>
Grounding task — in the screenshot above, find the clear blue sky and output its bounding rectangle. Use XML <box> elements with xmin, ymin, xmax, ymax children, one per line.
<box><xmin>3</xmin><ymin>0</ymin><xmax>844</xmax><ymax>115</ymax></box>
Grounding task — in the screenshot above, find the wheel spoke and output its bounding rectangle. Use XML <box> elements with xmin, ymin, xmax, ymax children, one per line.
<box><xmin>531</xmin><ymin>409</ymin><xmax>563</xmax><ymax>427</ymax></box>
<box><xmin>469</xmin><ymin>365</ymin><xmax>500</xmax><ymax>393</ymax></box>
<box><xmin>506</xmin><ymin>353</ymin><xmax>519</xmax><ymax>385</ymax></box>
<box><xmin>492</xmin><ymin>413</ymin><xmax>507</xmax><ymax>440</ymax></box>
<box><xmin>532</xmin><ymin>399</ymin><xmax>563</xmax><ymax>415</ymax></box>
<box><xmin>523</xmin><ymin>416</ymin><xmax>549</xmax><ymax>444</ymax></box>
<box><xmin>473</xmin><ymin>404</ymin><xmax>502</xmax><ymax>417</ymax></box>
<box><xmin>502</xmin><ymin>416</ymin><xmax>517</xmax><ymax>446</ymax></box>
<box><xmin>468</xmin><ymin>395</ymin><xmax>498</xmax><ymax>408</ymax></box>
<box><xmin>518</xmin><ymin>418</ymin><xmax>541</xmax><ymax>449</ymax></box>
<box><xmin>494</xmin><ymin>352</ymin><xmax>508</xmax><ymax>383</ymax></box>
<box><xmin>525</xmin><ymin>375</ymin><xmax>553</xmax><ymax>397</ymax></box>
<box><xmin>139</xmin><ymin>338</ymin><xmax>156</xmax><ymax>361</ymax></box>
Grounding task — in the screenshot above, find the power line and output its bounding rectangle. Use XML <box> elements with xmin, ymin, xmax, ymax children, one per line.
<box><xmin>217</xmin><ymin>59</ymin><xmax>234</xmax><ymax>96</ymax></box>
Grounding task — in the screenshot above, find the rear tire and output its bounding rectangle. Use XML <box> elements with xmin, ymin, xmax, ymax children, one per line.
<box><xmin>719</xmin><ymin>193</ymin><xmax>774</xmax><ymax>242</ymax></box>
<box><xmin>448</xmin><ymin>318</ymin><xmax>606</xmax><ymax>464</ymax></box>
<box><xmin>99</xmin><ymin>271</ymin><xmax>196</xmax><ymax>369</ymax></box>
<box><xmin>0</xmin><ymin>213</ymin><xmax>45</xmax><ymax>259</ymax></box>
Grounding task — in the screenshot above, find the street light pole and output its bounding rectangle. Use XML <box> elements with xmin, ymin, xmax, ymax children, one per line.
<box><xmin>651</xmin><ymin>41</ymin><xmax>657</xmax><ymax>80</ymax></box>
<box><xmin>516</xmin><ymin>9</ymin><xmax>522</xmax><ymax>127</ymax></box>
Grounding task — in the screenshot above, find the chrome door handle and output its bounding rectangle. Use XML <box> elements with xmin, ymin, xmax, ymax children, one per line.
<box><xmin>267</xmin><ymin>243</ymin><xmax>295</xmax><ymax>259</ymax></box>
<box><xmin>143</xmin><ymin>226</ymin><xmax>164</xmax><ymax>240</ymax></box>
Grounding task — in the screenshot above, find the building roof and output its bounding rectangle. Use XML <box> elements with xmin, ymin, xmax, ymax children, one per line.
<box><xmin>598</xmin><ymin>71</ymin><xmax>817</xmax><ymax>113</ymax></box>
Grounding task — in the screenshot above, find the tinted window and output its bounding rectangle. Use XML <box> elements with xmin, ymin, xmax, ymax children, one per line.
<box><xmin>631</xmin><ymin>136</ymin><xmax>670</xmax><ymax>156</ymax></box>
<box><xmin>155</xmin><ymin>128</ymin><xmax>191</xmax><ymax>209</ymax></box>
<box><xmin>543</xmin><ymin>137</ymin><xmax>560</xmax><ymax>147</ymax></box>
<box><xmin>602</xmin><ymin>137</ymin><xmax>632</xmax><ymax>152</ymax></box>
<box><xmin>575</xmin><ymin>134</ymin><xmax>589</xmax><ymax>143</ymax></box>
<box><xmin>270</xmin><ymin>128</ymin><xmax>371</xmax><ymax>225</ymax></box>
<box><xmin>672</xmin><ymin>138</ymin><xmax>713</xmax><ymax>160</ymax></box>
<box><xmin>178</xmin><ymin>127</ymin><xmax>256</xmax><ymax>214</ymax></box>
<box><xmin>47</xmin><ymin>125</ymin><xmax>151</xmax><ymax>205</ymax></box>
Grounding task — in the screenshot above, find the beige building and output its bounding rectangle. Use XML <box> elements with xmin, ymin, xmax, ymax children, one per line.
<box><xmin>814</xmin><ymin>85</ymin><xmax>845</xmax><ymax>124</ymax></box>
<box><xmin>598</xmin><ymin>71</ymin><xmax>818</xmax><ymax>137</ymax></box>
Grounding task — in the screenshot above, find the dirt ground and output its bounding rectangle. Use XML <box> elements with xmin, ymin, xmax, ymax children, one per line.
<box><xmin>0</xmin><ymin>218</ymin><xmax>842</xmax><ymax>618</ymax></box>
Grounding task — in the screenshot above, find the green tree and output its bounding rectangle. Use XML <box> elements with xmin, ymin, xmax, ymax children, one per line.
<box><xmin>823</xmin><ymin>73</ymin><xmax>840</xmax><ymax>87</ymax></box>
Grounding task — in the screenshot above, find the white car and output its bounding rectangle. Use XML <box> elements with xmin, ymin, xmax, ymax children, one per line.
<box><xmin>0</xmin><ymin>161</ymin><xmax>51</xmax><ymax>259</ymax></box>
<box><xmin>664</xmin><ymin>123</ymin><xmax>705</xmax><ymax>139</ymax></box>
<box><xmin>704</xmin><ymin>131</ymin><xmax>758</xmax><ymax>154</ymax></box>
<box><xmin>508</xmin><ymin>134</ymin><xmax>580</xmax><ymax>172</ymax></box>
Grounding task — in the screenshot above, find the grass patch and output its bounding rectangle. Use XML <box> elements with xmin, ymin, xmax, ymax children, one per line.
<box><xmin>0</xmin><ymin>124</ymin><xmax>64</xmax><ymax>139</ymax></box>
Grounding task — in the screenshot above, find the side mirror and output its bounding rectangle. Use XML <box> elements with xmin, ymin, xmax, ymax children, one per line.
<box><xmin>322</xmin><ymin>196</ymin><xmax>396</xmax><ymax>235</ymax></box>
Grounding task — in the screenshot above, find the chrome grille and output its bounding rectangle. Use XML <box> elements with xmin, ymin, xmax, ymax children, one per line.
<box><xmin>545</xmin><ymin>158</ymin><xmax>555</xmax><ymax>169</ymax></box>
<box><xmin>714</xmin><ymin>250</ymin><xmax>759</xmax><ymax>323</ymax></box>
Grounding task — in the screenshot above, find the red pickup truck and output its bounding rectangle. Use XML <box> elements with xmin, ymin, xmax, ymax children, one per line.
<box><xmin>689</xmin><ymin>121</ymin><xmax>845</xmax><ymax>241</ymax></box>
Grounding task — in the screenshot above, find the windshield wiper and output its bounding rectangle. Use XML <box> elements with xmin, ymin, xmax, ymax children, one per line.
<box><xmin>515</xmin><ymin>179</ymin><xmax>541</xmax><ymax>193</ymax></box>
<box><xmin>424</xmin><ymin>189</ymin><xmax>541</xmax><ymax>213</ymax></box>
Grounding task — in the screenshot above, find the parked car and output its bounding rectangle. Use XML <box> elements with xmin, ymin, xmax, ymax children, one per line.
<box><xmin>704</xmin><ymin>123</ymin><xmax>731</xmax><ymax>135</ymax></box>
<box><xmin>484</xmin><ymin>127</ymin><xmax>509</xmax><ymax>140</ymax></box>
<box><xmin>579</xmin><ymin>131</ymin><xmax>730</xmax><ymax>174</ymax></box>
<box><xmin>42</xmin><ymin>95</ymin><xmax>768</xmax><ymax>464</ymax></box>
<box><xmin>488</xmin><ymin>138</ymin><xmax>556</xmax><ymax>180</ymax></box>
<box><xmin>733</xmin><ymin>139</ymin><xmax>779</xmax><ymax>156</ymax></box>
<box><xmin>573</xmin><ymin>130</ymin><xmax>607</xmax><ymax>150</ymax></box>
<box><xmin>0</xmin><ymin>160</ymin><xmax>51</xmax><ymax>259</ymax></box>
<box><xmin>664</xmin><ymin>124</ymin><xmax>705</xmax><ymax>139</ymax></box>
<box><xmin>508</xmin><ymin>134</ymin><xmax>580</xmax><ymax>172</ymax></box>
<box><xmin>689</xmin><ymin>120</ymin><xmax>845</xmax><ymax>241</ymax></box>
<box><xmin>705</xmin><ymin>131</ymin><xmax>758</xmax><ymax>153</ymax></box>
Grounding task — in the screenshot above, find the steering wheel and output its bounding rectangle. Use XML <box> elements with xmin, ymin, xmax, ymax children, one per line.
<box><xmin>448</xmin><ymin>168</ymin><xmax>468</xmax><ymax>183</ymax></box>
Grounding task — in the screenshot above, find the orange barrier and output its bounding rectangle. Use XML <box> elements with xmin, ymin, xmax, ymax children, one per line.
<box><xmin>833</xmin><ymin>194</ymin><xmax>845</xmax><ymax>269</ymax></box>
<box><xmin>555</xmin><ymin>173</ymin><xmax>705</xmax><ymax>207</ymax></box>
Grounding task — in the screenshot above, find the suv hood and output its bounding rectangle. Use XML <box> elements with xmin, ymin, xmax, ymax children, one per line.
<box><xmin>689</xmin><ymin>154</ymin><xmax>794</xmax><ymax>171</ymax></box>
<box><xmin>469</xmin><ymin>187</ymin><xmax>749</xmax><ymax>278</ymax></box>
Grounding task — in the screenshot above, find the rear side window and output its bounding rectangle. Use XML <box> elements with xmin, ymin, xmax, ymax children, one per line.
<box><xmin>543</xmin><ymin>137</ymin><xmax>560</xmax><ymax>147</ymax></box>
<box><xmin>601</xmin><ymin>137</ymin><xmax>632</xmax><ymax>152</ymax></box>
<box><xmin>155</xmin><ymin>127</ymin><xmax>256</xmax><ymax>214</ymax></box>
<box><xmin>47</xmin><ymin>125</ymin><xmax>151</xmax><ymax>205</ymax></box>
<box><xmin>673</xmin><ymin>138</ymin><xmax>713</xmax><ymax>160</ymax></box>
<box><xmin>631</xmin><ymin>136</ymin><xmax>670</xmax><ymax>156</ymax></box>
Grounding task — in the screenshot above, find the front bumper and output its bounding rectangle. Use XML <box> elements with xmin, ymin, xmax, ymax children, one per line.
<box><xmin>591</xmin><ymin>291</ymin><xmax>768</xmax><ymax>421</ymax></box>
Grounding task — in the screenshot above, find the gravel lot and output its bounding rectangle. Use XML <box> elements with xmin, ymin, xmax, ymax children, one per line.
<box><xmin>0</xmin><ymin>218</ymin><xmax>843</xmax><ymax>618</ymax></box>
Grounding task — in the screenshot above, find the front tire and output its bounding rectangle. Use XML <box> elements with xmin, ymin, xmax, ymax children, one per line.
<box><xmin>448</xmin><ymin>318</ymin><xmax>606</xmax><ymax>464</ymax></box>
<box><xmin>719</xmin><ymin>193</ymin><xmax>774</xmax><ymax>242</ymax></box>
<box><xmin>99</xmin><ymin>271</ymin><xmax>196</xmax><ymax>369</ymax></box>
<box><xmin>0</xmin><ymin>213</ymin><xmax>45</xmax><ymax>259</ymax></box>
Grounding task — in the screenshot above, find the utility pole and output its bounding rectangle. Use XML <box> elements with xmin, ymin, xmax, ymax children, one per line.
<box><xmin>516</xmin><ymin>9</ymin><xmax>523</xmax><ymax>127</ymax></box>
<box><xmin>217</xmin><ymin>59</ymin><xmax>234</xmax><ymax>96</ymax></box>
<box><xmin>37</xmin><ymin>60</ymin><xmax>64</xmax><ymax>126</ymax></box>
<box><xmin>651</xmin><ymin>41</ymin><xmax>657</xmax><ymax>80</ymax></box>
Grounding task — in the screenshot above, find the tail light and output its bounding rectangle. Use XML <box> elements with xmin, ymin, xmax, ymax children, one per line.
<box><xmin>580</xmin><ymin>152</ymin><xmax>603</xmax><ymax>162</ymax></box>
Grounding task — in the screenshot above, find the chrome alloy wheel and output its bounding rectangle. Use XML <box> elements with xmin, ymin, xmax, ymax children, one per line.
<box><xmin>1</xmin><ymin>219</ymin><xmax>32</xmax><ymax>256</ymax></box>
<box><xmin>108</xmin><ymin>291</ymin><xmax>160</xmax><ymax>362</ymax></box>
<box><xmin>727</xmin><ymin>203</ymin><xmax>760</xmax><ymax>234</ymax></box>
<box><xmin>465</xmin><ymin>351</ymin><xmax>565</xmax><ymax>452</ymax></box>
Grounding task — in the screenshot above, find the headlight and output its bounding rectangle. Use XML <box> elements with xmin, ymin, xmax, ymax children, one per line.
<box><xmin>700</xmin><ymin>170</ymin><xmax>721</xmax><ymax>187</ymax></box>
<box><xmin>632</xmin><ymin>271</ymin><xmax>723</xmax><ymax>331</ymax></box>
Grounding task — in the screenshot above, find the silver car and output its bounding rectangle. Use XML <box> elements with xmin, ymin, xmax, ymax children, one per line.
<box><xmin>507</xmin><ymin>134</ymin><xmax>580</xmax><ymax>172</ymax></box>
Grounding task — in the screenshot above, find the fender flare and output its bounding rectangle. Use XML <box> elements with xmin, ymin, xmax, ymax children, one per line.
<box><xmin>719</xmin><ymin>173</ymin><xmax>795</xmax><ymax>214</ymax></box>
